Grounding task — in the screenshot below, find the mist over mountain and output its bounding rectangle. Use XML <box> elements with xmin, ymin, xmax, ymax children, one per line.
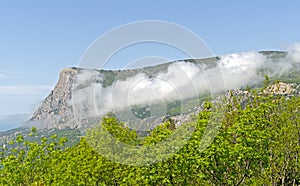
<box><xmin>28</xmin><ymin>45</ymin><xmax>300</xmax><ymax>130</ymax></box>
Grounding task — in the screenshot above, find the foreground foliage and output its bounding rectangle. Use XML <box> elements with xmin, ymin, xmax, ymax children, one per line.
<box><xmin>0</xmin><ymin>88</ymin><xmax>300</xmax><ymax>185</ymax></box>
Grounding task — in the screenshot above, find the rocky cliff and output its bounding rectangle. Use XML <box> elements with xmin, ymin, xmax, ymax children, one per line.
<box><xmin>29</xmin><ymin>67</ymin><xmax>79</xmax><ymax>129</ymax></box>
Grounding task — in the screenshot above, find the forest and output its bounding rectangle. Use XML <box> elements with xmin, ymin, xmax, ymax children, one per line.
<box><xmin>0</xmin><ymin>82</ymin><xmax>299</xmax><ymax>185</ymax></box>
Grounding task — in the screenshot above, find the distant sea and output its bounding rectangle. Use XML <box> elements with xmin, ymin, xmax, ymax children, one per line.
<box><xmin>0</xmin><ymin>114</ymin><xmax>29</xmax><ymax>132</ymax></box>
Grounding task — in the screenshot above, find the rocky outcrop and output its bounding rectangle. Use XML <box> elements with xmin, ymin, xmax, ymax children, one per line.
<box><xmin>29</xmin><ymin>67</ymin><xmax>79</xmax><ymax>129</ymax></box>
<box><xmin>264</xmin><ymin>82</ymin><xmax>296</xmax><ymax>95</ymax></box>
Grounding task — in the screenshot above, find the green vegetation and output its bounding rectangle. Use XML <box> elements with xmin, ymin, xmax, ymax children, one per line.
<box><xmin>0</xmin><ymin>127</ymin><xmax>81</xmax><ymax>154</ymax></box>
<box><xmin>1</xmin><ymin>84</ymin><xmax>300</xmax><ymax>185</ymax></box>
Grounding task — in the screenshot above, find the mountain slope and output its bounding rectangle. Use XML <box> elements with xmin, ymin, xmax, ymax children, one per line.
<box><xmin>29</xmin><ymin>68</ymin><xmax>78</xmax><ymax>129</ymax></box>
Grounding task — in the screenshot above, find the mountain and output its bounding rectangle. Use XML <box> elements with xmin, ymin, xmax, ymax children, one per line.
<box><xmin>27</xmin><ymin>56</ymin><xmax>219</xmax><ymax>130</ymax></box>
<box><xmin>28</xmin><ymin>68</ymin><xmax>78</xmax><ymax>129</ymax></box>
<box><xmin>28</xmin><ymin>51</ymin><xmax>300</xmax><ymax>130</ymax></box>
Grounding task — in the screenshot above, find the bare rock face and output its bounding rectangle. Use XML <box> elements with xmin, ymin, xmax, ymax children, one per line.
<box><xmin>29</xmin><ymin>67</ymin><xmax>79</xmax><ymax>129</ymax></box>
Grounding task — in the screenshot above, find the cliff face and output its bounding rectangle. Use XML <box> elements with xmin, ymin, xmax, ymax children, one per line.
<box><xmin>29</xmin><ymin>68</ymin><xmax>79</xmax><ymax>129</ymax></box>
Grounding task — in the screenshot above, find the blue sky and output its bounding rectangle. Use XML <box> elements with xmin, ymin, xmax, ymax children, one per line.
<box><xmin>0</xmin><ymin>1</ymin><xmax>300</xmax><ymax>126</ymax></box>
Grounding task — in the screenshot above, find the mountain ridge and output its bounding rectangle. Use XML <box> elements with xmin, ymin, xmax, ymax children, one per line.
<box><xmin>28</xmin><ymin>50</ymin><xmax>296</xmax><ymax>130</ymax></box>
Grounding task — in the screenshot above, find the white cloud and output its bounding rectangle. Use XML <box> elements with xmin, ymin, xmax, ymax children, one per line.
<box><xmin>0</xmin><ymin>85</ymin><xmax>53</xmax><ymax>96</ymax></box>
<box><xmin>286</xmin><ymin>43</ymin><xmax>300</xmax><ymax>63</ymax></box>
